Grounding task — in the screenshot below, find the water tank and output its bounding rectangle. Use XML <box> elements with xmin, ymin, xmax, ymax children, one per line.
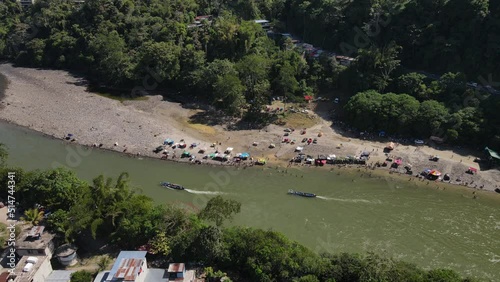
<box><xmin>55</xmin><ymin>244</ymin><xmax>78</xmax><ymax>266</ymax></box>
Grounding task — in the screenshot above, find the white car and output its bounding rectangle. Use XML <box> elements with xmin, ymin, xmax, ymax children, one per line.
<box><xmin>334</xmin><ymin>98</ymin><xmax>339</xmax><ymax>104</ymax></box>
<box><xmin>305</xmin><ymin>158</ymin><xmax>314</xmax><ymax>164</ymax></box>
<box><xmin>414</xmin><ymin>139</ymin><xmax>424</xmax><ymax>145</ymax></box>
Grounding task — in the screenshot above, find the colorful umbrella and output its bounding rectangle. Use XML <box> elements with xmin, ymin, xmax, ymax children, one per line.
<box><xmin>430</xmin><ymin>170</ymin><xmax>441</xmax><ymax>176</ymax></box>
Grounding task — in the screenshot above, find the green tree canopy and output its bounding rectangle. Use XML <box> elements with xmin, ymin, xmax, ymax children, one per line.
<box><xmin>199</xmin><ymin>196</ymin><xmax>241</xmax><ymax>227</ymax></box>
<box><xmin>19</xmin><ymin>168</ymin><xmax>88</xmax><ymax>211</ymax></box>
<box><xmin>70</xmin><ymin>270</ymin><xmax>94</xmax><ymax>282</ymax></box>
<box><xmin>415</xmin><ymin>100</ymin><xmax>450</xmax><ymax>137</ymax></box>
<box><xmin>88</xmin><ymin>30</ymin><xmax>131</xmax><ymax>86</ymax></box>
<box><xmin>395</xmin><ymin>72</ymin><xmax>428</xmax><ymax>100</ymax></box>
<box><xmin>135</xmin><ymin>41</ymin><xmax>182</xmax><ymax>85</ymax></box>
<box><xmin>213</xmin><ymin>73</ymin><xmax>246</xmax><ymax>116</ymax></box>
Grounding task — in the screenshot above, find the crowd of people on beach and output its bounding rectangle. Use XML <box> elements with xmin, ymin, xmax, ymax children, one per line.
<box><xmin>72</xmin><ymin>120</ymin><xmax>494</xmax><ymax>194</ymax></box>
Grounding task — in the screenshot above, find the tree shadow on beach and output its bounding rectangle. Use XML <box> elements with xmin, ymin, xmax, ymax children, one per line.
<box><xmin>188</xmin><ymin>109</ymin><xmax>274</xmax><ymax>131</ymax></box>
<box><xmin>226</xmin><ymin>119</ymin><xmax>272</xmax><ymax>131</ymax></box>
<box><xmin>66</xmin><ymin>76</ymin><xmax>89</xmax><ymax>88</ymax></box>
<box><xmin>188</xmin><ymin>110</ymin><xmax>232</xmax><ymax>126</ymax></box>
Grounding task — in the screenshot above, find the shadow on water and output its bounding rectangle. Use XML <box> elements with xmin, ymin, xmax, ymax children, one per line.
<box><xmin>0</xmin><ymin>72</ymin><xmax>8</xmax><ymax>110</ymax></box>
<box><xmin>0</xmin><ymin>72</ymin><xmax>7</xmax><ymax>98</ymax></box>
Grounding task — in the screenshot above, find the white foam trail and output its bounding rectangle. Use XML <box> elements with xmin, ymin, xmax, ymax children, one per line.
<box><xmin>184</xmin><ymin>189</ymin><xmax>226</xmax><ymax>195</ymax></box>
<box><xmin>316</xmin><ymin>196</ymin><xmax>380</xmax><ymax>204</ymax></box>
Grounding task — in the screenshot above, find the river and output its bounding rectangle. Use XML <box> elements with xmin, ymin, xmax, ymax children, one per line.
<box><xmin>1</xmin><ymin>93</ymin><xmax>500</xmax><ymax>280</ymax></box>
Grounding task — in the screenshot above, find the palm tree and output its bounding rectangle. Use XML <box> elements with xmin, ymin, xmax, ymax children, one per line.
<box><xmin>22</xmin><ymin>208</ymin><xmax>44</xmax><ymax>225</ymax></box>
<box><xmin>88</xmin><ymin>173</ymin><xmax>133</xmax><ymax>239</ymax></box>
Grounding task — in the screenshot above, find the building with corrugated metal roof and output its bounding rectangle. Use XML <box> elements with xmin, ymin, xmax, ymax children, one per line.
<box><xmin>93</xmin><ymin>251</ymin><xmax>171</xmax><ymax>282</ymax></box>
<box><xmin>93</xmin><ymin>251</ymin><xmax>196</xmax><ymax>282</ymax></box>
<box><xmin>104</xmin><ymin>251</ymin><xmax>148</xmax><ymax>282</ymax></box>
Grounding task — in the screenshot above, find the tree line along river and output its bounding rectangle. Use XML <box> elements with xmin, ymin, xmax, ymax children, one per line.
<box><xmin>1</xmin><ymin>96</ymin><xmax>500</xmax><ymax>280</ymax></box>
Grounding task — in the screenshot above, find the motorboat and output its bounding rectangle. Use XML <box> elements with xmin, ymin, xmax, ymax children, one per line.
<box><xmin>287</xmin><ymin>189</ymin><xmax>316</xmax><ymax>198</ymax></box>
<box><xmin>160</xmin><ymin>182</ymin><xmax>185</xmax><ymax>190</ymax></box>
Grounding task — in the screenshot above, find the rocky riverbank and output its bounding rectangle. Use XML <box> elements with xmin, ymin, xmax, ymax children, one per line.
<box><xmin>0</xmin><ymin>63</ymin><xmax>499</xmax><ymax>192</ymax></box>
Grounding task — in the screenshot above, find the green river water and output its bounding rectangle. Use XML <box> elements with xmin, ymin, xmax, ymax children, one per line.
<box><xmin>1</xmin><ymin>91</ymin><xmax>500</xmax><ymax>280</ymax></box>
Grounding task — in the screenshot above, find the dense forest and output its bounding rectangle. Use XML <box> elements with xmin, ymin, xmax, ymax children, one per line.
<box><xmin>0</xmin><ymin>148</ymin><xmax>480</xmax><ymax>281</ymax></box>
<box><xmin>0</xmin><ymin>0</ymin><xmax>499</xmax><ymax>149</ymax></box>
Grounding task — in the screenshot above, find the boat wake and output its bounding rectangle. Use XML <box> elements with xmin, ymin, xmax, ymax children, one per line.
<box><xmin>316</xmin><ymin>196</ymin><xmax>380</xmax><ymax>204</ymax></box>
<box><xmin>184</xmin><ymin>189</ymin><xmax>226</xmax><ymax>195</ymax></box>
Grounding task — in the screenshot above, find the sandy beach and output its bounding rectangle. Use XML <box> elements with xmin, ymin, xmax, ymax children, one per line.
<box><xmin>0</xmin><ymin>63</ymin><xmax>499</xmax><ymax>192</ymax></box>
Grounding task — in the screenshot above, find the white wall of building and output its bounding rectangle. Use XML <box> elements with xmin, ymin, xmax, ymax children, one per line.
<box><xmin>31</xmin><ymin>257</ymin><xmax>53</xmax><ymax>282</ymax></box>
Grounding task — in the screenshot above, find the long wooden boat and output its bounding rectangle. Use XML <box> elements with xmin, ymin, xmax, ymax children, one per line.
<box><xmin>160</xmin><ymin>182</ymin><xmax>185</xmax><ymax>190</ymax></box>
<box><xmin>287</xmin><ymin>189</ymin><xmax>316</xmax><ymax>198</ymax></box>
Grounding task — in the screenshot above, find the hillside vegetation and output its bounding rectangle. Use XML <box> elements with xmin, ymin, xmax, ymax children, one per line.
<box><xmin>0</xmin><ymin>0</ymin><xmax>498</xmax><ymax>148</ymax></box>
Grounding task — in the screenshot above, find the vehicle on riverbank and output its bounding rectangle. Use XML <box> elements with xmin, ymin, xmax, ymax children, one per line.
<box><xmin>256</xmin><ymin>158</ymin><xmax>267</xmax><ymax>165</ymax></box>
<box><xmin>287</xmin><ymin>189</ymin><xmax>316</xmax><ymax>198</ymax></box>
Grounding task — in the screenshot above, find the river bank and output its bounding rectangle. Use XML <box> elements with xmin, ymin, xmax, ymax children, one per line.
<box><xmin>1</xmin><ymin>120</ymin><xmax>500</xmax><ymax>281</ymax></box>
<box><xmin>0</xmin><ymin>63</ymin><xmax>499</xmax><ymax>192</ymax></box>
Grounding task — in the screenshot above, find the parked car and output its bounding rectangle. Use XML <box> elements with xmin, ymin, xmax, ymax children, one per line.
<box><xmin>414</xmin><ymin>139</ymin><xmax>424</xmax><ymax>145</ymax></box>
<box><xmin>429</xmin><ymin>155</ymin><xmax>440</xmax><ymax>161</ymax></box>
<box><xmin>154</xmin><ymin>146</ymin><xmax>164</xmax><ymax>153</ymax></box>
<box><xmin>334</xmin><ymin>98</ymin><xmax>339</xmax><ymax>104</ymax></box>
<box><xmin>305</xmin><ymin>157</ymin><xmax>314</xmax><ymax>164</ymax></box>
